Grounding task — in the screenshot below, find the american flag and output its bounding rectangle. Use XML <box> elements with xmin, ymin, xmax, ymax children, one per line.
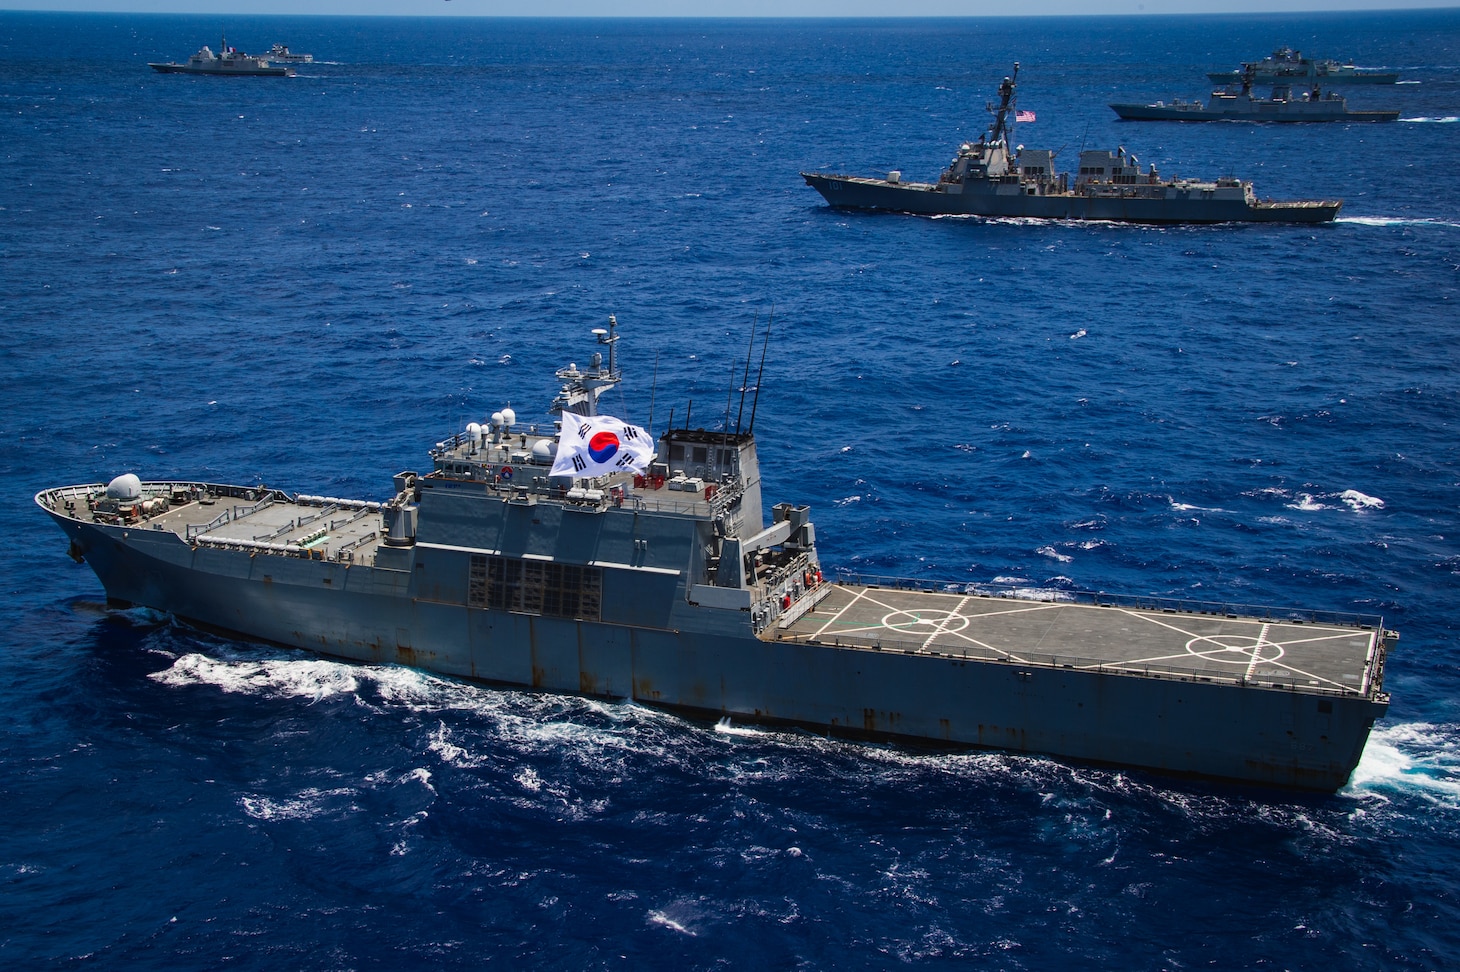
<box><xmin>1015</xmin><ymin>110</ymin><xmax>1036</xmax><ymax>123</ymax></box>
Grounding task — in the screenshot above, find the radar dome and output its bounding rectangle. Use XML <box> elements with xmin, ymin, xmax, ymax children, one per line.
<box><xmin>501</xmin><ymin>407</ymin><xmax>517</xmax><ymax>426</ymax></box>
<box><xmin>467</xmin><ymin>422</ymin><xmax>482</xmax><ymax>441</ymax></box>
<box><xmin>106</xmin><ymin>474</ymin><xmax>142</xmax><ymax>501</ymax></box>
<box><xmin>490</xmin><ymin>411</ymin><xmax>504</xmax><ymax>427</ymax></box>
<box><xmin>531</xmin><ymin>439</ymin><xmax>557</xmax><ymax>461</ymax></box>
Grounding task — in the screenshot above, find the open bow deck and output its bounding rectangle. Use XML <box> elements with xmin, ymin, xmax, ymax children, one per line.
<box><xmin>38</xmin><ymin>318</ymin><xmax>1391</xmax><ymax>791</ymax></box>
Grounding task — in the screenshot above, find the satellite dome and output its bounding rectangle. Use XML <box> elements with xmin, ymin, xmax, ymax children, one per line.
<box><xmin>501</xmin><ymin>407</ymin><xmax>517</xmax><ymax>426</ymax></box>
<box><xmin>490</xmin><ymin>411</ymin><xmax>504</xmax><ymax>427</ymax></box>
<box><xmin>531</xmin><ymin>439</ymin><xmax>557</xmax><ymax>461</ymax></box>
<box><xmin>106</xmin><ymin>473</ymin><xmax>142</xmax><ymax>501</ymax></box>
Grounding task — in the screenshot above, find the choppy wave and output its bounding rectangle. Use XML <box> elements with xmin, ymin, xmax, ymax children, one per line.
<box><xmin>1346</xmin><ymin>723</ymin><xmax>1460</xmax><ymax>806</ymax></box>
<box><xmin>1283</xmin><ymin>488</ymin><xmax>1385</xmax><ymax>512</ymax></box>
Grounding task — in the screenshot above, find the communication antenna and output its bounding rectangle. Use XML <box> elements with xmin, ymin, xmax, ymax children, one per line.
<box><xmin>722</xmin><ymin>363</ymin><xmax>736</xmax><ymax>433</ymax></box>
<box><xmin>746</xmin><ymin>306</ymin><xmax>773</xmax><ymax>434</ymax></box>
<box><xmin>646</xmin><ymin>350</ymin><xmax>660</xmax><ymax>439</ymax></box>
<box><xmin>735</xmin><ymin>309</ymin><xmax>760</xmax><ymax>435</ymax></box>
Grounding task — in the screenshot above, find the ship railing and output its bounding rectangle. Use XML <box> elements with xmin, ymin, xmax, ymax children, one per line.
<box><xmin>749</xmin><ymin>552</ymin><xmax>819</xmax><ymax>632</ymax></box>
<box><xmin>832</xmin><ymin>571</ymin><xmax>1386</xmax><ymax>631</ymax></box>
<box><xmin>330</xmin><ymin>507</ymin><xmax>374</xmax><ymax>531</ymax></box>
<box><xmin>186</xmin><ymin>509</ymin><xmax>232</xmax><ymax>540</ymax></box>
<box><xmin>296</xmin><ymin>504</ymin><xmax>339</xmax><ymax>528</ymax></box>
<box><xmin>256</xmin><ymin>518</ymin><xmax>298</xmax><ymax>542</ymax></box>
<box><xmin>770</xmin><ymin>626</ymin><xmax>1373</xmax><ymax>697</ymax></box>
<box><xmin>336</xmin><ymin>531</ymin><xmax>378</xmax><ymax>561</ymax></box>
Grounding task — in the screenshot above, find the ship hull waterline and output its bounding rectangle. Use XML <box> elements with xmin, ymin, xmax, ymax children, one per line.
<box><xmin>802</xmin><ymin>173</ymin><xmax>1342</xmax><ymax>224</ymax></box>
<box><xmin>1109</xmin><ymin>103</ymin><xmax>1400</xmax><ymax>123</ymax></box>
<box><xmin>45</xmin><ymin>500</ymin><xmax>1384</xmax><ymax>793</ymax></box>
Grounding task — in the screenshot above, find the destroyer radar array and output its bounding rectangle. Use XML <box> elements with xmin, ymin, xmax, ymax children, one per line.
<box><xmin>39</xmin><ymin>317</ymin><xmax>1393</xmax><ymax>791</ymax></box>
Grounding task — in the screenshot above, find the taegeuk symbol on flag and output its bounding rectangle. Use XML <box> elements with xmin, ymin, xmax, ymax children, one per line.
<box><xmin>550</xmin><ymin>411</ymin><xmax>654</xmax><ymax>478</ymax></box>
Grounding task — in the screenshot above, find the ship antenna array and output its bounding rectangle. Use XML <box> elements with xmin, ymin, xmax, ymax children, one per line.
<box><xmin>734</xmin><ymin>309</ymin><xmax>760</xmax><ymax>435</ymax></box>
<box><xmin>646</xmin><ymin>350</ymin><xmax>660</xmax><ymax>439</ymax></box>
<box><xmin>745</xmin><ymin>306</ymin><xmax>773</xmax><ymax>435</ymax></box>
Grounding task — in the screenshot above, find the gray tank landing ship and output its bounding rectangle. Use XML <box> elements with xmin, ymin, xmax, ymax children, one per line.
<box><xmin>37</xmin><ymin>319</ymin><xmax>1393</xmax><ymax>792</ymax></box>
<box><xmin>802</xmin><ymin>65</ymin><xmax>1341</xmax><ymax>224</ymax></box>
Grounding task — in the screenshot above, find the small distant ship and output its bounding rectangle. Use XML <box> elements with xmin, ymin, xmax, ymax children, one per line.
<box><xmin>149</xmin><ymin>35</ymin><xmax>295</xmax><ymax>77</ymax></box>
<box><xmin>1207</xmin><ymin>47</ymin><xmax>1398</xmax><ymax>85</ymax></box>
<box><xmin>264</xmin><ymin>44</ymin><xmax>313</xmax><ymax>64</ymax></box>
<box><xmin>36</xmin><ymin>317</ymin><xmax>1394</xmax><ymax>792</ymax></box>
<box><xmin>1111</xmin><ymin>80</ymin><xmax>1400</xmax><ymax>123</ymax></box>
<box><xmin>802</xmin><ymin>64</ymin><xmax>1342</xmax><ymax>224</ymax></box>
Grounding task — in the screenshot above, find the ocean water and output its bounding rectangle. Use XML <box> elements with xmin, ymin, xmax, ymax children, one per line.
<box><xmin>3</xmin><ymin>9</ymin><xmax>1460</xmax><ymax>968</ymax></box>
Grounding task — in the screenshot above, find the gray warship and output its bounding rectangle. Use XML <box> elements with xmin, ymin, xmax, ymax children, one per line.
<box><xmin>1111</xmin><ymin>79</ymin><xmax>1400</xmax><ymax>123</ymax></box>
<box><xmin>149</xmin><ymin>35</ymin><xmax>294</xmax><ymax>77</ymax></box>
<box><xmin>802</xmin><ymin>65</ymin><xmax>1341</xmax><ymax>224</ymax></box>
<box><xmin>1208</xmin><ymin>47</ymin><xmax>1399</xmax><ymax>86</ymax></box>
<box><xmin>37</xmin><ymin>319</ymin><xmax>1393</xmax><ymax>792</ymax></box>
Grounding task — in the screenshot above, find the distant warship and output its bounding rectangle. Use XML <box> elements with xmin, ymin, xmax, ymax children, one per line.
<box><xmin>1112</xmin><ymin>75</ymin><xmax>1400</xmax><ymax>123</ymax></box>
<box><xmin>263</xmin><ymin>44</ymin><xmax>313</xmax><ymax>64</ymax></box>
<box><xmin>802</xmin><ymin>65</ymin><xmax>1342</xmax><ymax>224</ymax></box>
<box><xmin>38</xmin><ymin>317</ymin><xmax>1393</xmax><ymax>791</ymax></box>
<box><xmin>149</xmin><ymin>35</ymin><xmax>294</xmax><ymax>77</ymax></box>
<box><xmin>1207</xmin><ymin>47</ymin><xmax>1398</xmax><ymax>85</ymax></box>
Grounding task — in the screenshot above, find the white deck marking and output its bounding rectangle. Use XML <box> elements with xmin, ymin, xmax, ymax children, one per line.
<box><xmin>1244</xmin><ymin>624</ymin><xmax>1274</xmax><ymax>681</ymax></box>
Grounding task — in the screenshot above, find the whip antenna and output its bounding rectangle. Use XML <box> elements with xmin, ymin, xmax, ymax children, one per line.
<box><xmin>746</xmin><ymin>307</ymin><xmax>773</xmax><ymax>434</ymax></box>
<box><xmin>735</xmin><ymin>309</ymin><xmax>760</xmax><ymax>435</ymax></box>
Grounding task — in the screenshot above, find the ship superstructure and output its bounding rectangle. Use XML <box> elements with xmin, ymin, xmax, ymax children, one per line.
<box><xmin>38</xmin><ymin>318</ymin><xmax>1393</xmax><ymax>791</ymax></box>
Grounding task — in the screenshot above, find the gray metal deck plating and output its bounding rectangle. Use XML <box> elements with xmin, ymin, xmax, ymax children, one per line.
<box><xmin>775</xmin><ymin>582</ymin><xmax>1385</xmax><ymax>698</ymax></box>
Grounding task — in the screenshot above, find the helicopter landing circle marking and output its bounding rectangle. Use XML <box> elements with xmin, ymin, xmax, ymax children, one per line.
<box><xmin>881</xmin><ymin>609</ymin><xmax>970</xmax><ymax>635</ymax></box>
<box><xmin>1184</xmin><ymin>634</ymin><xmax>1284</xmax><ymax>665</ymax></box>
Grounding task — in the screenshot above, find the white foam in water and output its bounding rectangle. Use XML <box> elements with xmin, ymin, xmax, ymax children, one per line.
<box><xmin>1340</xmin><ymin>489</ymin><xmax>1385</xmax><ymax>511</ymax></box>
<box><xmin>1345</xmin><ymin>723</ymin><xmax>1460</xmax><ymax>805</ymax></box>
<box><xmin>149</xmin><ymin>652</ymin><xmax>361</xmax><ymax>700</ymax></box>
<box><xmin>1339</xmin><ymin>215</ymin><xmax>1460</xmax><ymax>228</ymax></box>
<box><xmin>714</xmin><ymin>716</ymin><xmax>767</xmax><ymax>737</ymax></box>
<box><xmin>238</xmin><ymin>786</ymin><xmax>356</xmax><ymax>822</ymax></box>
<box><xmin>1036</xmin><ymin>545</ymin><xmax>1072</xmax><ymax>563</ymax></box>
<box><xmin>1287</xmin><ymin>493</ymin><xmax>1328</xmax><ymax>512</ymax></box>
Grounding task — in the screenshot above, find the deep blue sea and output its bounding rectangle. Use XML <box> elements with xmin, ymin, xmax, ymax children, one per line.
<box><xmin>3</xmin><ymin>9</ymin><xmax>1460</xmax><ymax>968</ymax></box>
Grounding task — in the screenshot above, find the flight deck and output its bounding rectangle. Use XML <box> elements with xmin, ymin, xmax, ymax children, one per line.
<box><xmin>776</xmin><ymin>581</ymin><xmax>1389</xmax><ymax>699</ymax></box>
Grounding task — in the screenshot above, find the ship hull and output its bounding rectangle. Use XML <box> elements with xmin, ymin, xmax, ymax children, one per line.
<box><xmin>802</xmin><ymin>173</ymin><xmax>1341</xmax><ymax>224</ymax></box>
<box><xmin>148</xmin><ymin>62</ymin><xmax>293</xmax><ymax>77</ymax></box>
<box><xmin>1207</xmin><ymin>71</ymin><xmax>1398</xmax><ymax>85</ymax></box>
<box><xmin>1110</xmin><ymin>103</ymin><xmax>1399</xmax><ymax>123</ymax></box>
<box><xmin>46</xmin><ymin>506</ymin><xmax>1383</xmax><ymax>792</ymax></box>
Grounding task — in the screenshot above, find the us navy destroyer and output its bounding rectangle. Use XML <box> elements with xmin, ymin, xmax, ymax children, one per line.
<box><xmin>37</xmin><ymin>319</ymin><xmax>1392</xmax><ymax>791</ymax></box>
<box><xmin>802</xmin><ymin>65</ymin><xmax>1342</xmax><ymax>223</ymax></box>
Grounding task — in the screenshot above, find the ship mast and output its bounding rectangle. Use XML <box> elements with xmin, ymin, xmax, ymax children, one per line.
<box><xmin>987</xmin><ymin>62</ymin><xmax>1019</xmax><ymax>146</ymax></box>
<box><xmin>550</xmin><ymin>315</ymin><xmax>621</xmax><ymax>417</ymax></box>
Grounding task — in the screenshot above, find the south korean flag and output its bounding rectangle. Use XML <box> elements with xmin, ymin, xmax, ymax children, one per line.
<box><xmin>550</xmin><ymin>411</ymin><xmax>654</xmax><ymax>478</ymax></box>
